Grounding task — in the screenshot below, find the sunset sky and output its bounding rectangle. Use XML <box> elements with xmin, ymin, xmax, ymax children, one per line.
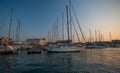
<box><xmin>0</xmin><ymin>0</ymin><xmax>120</xmax><ymax>42</ymax></box>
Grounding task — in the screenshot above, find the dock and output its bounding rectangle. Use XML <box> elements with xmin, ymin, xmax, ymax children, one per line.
<box><xmin>27</xmin><ymin>48</ymin><xmax>41</xmax><ymax>54</ymax></box>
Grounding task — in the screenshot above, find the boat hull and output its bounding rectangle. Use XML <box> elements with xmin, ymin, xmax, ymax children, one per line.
<box><xmin>45</xmin><ymin>47</ymin><xmax>82</xmax><ymax>53</ymax></box>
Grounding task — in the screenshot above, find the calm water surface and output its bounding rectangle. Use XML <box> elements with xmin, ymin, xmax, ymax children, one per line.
<box><xmin>0</xmin><ymin>48</ymin><xmax>120</xmax><ymax>73</ymax></box>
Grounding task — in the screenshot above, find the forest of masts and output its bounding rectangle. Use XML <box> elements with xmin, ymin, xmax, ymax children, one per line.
<box><xmin>47</xmin><ymin>1</ymin><xmax>112</xmax><ymax>43</ymax></box>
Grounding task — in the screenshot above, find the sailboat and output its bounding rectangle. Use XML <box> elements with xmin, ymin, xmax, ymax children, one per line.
<box><xmin>44</xmin><ymin>1</ymin><xmax>84</xmax><ymax>53</ymax></box>
<box><xmin>0</xmin><ymin>8</ymin><xmax>18</xmax><ymax>54</ymax></box>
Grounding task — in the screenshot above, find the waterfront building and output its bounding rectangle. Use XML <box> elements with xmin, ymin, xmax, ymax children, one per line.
<box><xmin>26</xmin><ymin>38</ymin><xmax>46</xmax><ymax>46</ymax></box>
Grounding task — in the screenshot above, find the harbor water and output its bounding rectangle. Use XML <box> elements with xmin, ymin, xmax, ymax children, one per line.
<box><xmin>0</xmin><ymin>48</ymin><xmax>120</xmax><ymax>73</ymax></box>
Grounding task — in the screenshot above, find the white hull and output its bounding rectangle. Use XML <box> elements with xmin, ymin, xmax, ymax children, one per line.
<box><xmin>45</xmin><ymin>46</ymin><xmax>83</xmax><ymax>53</ymax></box>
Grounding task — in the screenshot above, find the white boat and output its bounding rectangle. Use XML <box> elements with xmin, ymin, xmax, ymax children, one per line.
<box><xmin>45</xmin><ymin>46</ymin><xmax>82</xmax><ymax>53</ymax></box>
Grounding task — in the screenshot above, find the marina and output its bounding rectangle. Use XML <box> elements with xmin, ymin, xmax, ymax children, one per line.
<box><xmin>0</xmin><ymin>0</ymin><xmax>120</xmax><ymax>73</ymax></box>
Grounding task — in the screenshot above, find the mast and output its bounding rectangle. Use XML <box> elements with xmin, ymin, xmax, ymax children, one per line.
<box><xmin>50</xmin><ymin>30</ymin><xmax>53</xmax><ymax>42</ymax></box>
<box><xmin>95</xmin><ymin>30</ymin><xmax>97</xmax><ymax>42</ymax></box>
<box><xmin>89</xmin><ymin>29</ymin><xmax>91</xmax><ymax>42</ymax></box>
<box><xmin>18</xmin><ymin>20</ymin><xmax>21</xmax><ymax>42</ymax></box>
<box><xmin>62</xmin><ymin>12</ymin><xmax>64</xmax><ymax>40</ymax></box>
<box><xmin>47</xmin><ymin>31</ymin><xmax>50</xmax><ymax>42</ymax></box>
<box><xmin>16</xmin><ymin>19</ymin><xmax>21</xmax><ymax>43</ymax></box>
<box><xmin>69</xmin><ymin>0</ymin><xmax>72</xmax><ymax>41</ymax></box>
<box><xmin>66</xmin><ymin>6</ymin><xmax>70</xmax><ymax>45</ymax></box>
<box><xmin>109</xmin><ymin>32</ymin><xmax>112</xmax><ymax>41</ymax></box>
<box><xmin>8</xmin><ymin>8</ymin><xmax>13</xmax><ymax>38</ymax></box>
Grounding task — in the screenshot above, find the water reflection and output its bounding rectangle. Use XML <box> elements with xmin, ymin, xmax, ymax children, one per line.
<box><xmin>0</xmin><ymin>48</ymin><xmax>120</xmax><ymax>73</ymax></box>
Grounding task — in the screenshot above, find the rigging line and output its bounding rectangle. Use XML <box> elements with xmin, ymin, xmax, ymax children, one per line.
<box><xmin>4</xmin><ymin>20</ymin><xmax>8</xmax><ymax>34</ymax></box>
<box><xmin>51</xmin><ymin>24</ymin><xmax>54</xmax><ymax>42</ymax></box>
<box><xmin>72</xmin><ymin>29</ymin><xmax>75</xmax><ymax>43</ymax></box>
<box><xmin>8</xmin><ymin>8</ymin><xmax>13</xmax><ymax>38</ymax></box>
<box><xmin>0</xmin><ymin>24</ymin><xmax>3</xmax><ymax>33</ymax></box>
<box><xmin>71</xmin><ymin>18</ymin><xmax>81</xmax><ymax>43</ymax></box>
<box><xmin>54</xmin><ymin>21</ymin><xmax>58</xmax><ymax>42</ymax></box>
<box><xmin>19</xmin><ymin>22</ymin><xmax>29</xmax><ymax>41</ymax></box>
<box><xmin>71</xmin><ymin>4</ymin><xmax>86</xmax><ymax>42</ymax></box>
<box><xmin>0</xmin><ymin>19</ymin><xmax>8</xmax><ymax>36</ymax></box>
<box><xmin>3</xmin><ymin>22</ymin><xmax>7</xmax><ymax>36</ymax></box>
<box><xmin>0</xmin><ymin>13</ymin><xmax>8</xmax><ymax>33</ymax></box>
<box><xmin>0</xmin><ymin>18</ymin><xmax>2</xmax><ymax>33</ymax></box>
<box><xmin>0</xmin><ymin>19</ymin><xmax>5</xmax><ymax>33</ymax></box>
<box><xmin>53</xmin><ymin>24</ymin><xmax>56</xmax><ymax>42</ymax></box>
<box><xmin>0</xmin><ymin>22</ymin><xmax>2</xmax><ymax>33</ymax></box>
<box><xmin>56</xmin><ymin>17</ymin><xmax>61</xmax><ymax>41</ymax></box>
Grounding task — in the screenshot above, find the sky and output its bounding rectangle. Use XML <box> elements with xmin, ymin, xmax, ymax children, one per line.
<box><xmin>0</xmin><ymin>0</ymin><xmax>120</xmax><ymax>42</ymax></box>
